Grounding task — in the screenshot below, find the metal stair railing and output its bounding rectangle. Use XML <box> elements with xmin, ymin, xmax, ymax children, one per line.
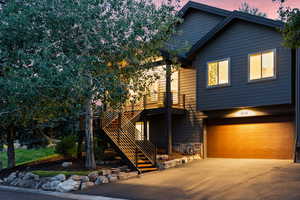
<box><xmin>102</xmin><ymin>112</ymin><xmax>139</xmax><ymax>167</ymax></box>
<box><xmin>101</xmin><ymin>101</ymin><xmax>157</xmax><ymax>169</ymax></box>
<box><xmin>120</xmin><ymin>114</ymin><xmax>156</xmax><ymax>165</ymax></box>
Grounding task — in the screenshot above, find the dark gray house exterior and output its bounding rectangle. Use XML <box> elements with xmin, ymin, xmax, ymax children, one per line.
<box><xmin>171</xmin><ymin>1</ymin><xmax>297</xmax><ymax>160</ymax></box>
<box><xmin>101</xmin><ymin>1</ymin><xmax>299</xmax><ymax>173</ymax></box>
<box><xmin>145</xmin><ymin>1</ymin><xmax>298</xmax><ymax>160</ymax></box>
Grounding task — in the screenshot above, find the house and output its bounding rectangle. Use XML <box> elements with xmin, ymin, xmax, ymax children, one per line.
<box><xmin>100</xmin><ymin>1</ymin><xmax>299</xmax><ymax>173</ymax></box>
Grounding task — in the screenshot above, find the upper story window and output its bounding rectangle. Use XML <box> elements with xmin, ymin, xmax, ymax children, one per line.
<box><xmin>249</xmin><ymin>49</ymin><xmax>276</xmax><ymax>81</ymax></box>
<box><xmin>207</xmin><ymin>58</ymin><xmax>230</xmax><ymax>87</ymax></box>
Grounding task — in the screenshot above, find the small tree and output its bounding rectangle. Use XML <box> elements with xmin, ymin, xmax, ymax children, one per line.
<box><xmin>238</xmin><ymin>2</ymin><xmax>267</xmax><ymax>17</ymax></box>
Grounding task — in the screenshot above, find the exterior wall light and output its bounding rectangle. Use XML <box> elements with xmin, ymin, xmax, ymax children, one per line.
<box><xmin>235</xmin><ymin>109</ymin><xmax>256</xmax><ymax>117</ymax></box>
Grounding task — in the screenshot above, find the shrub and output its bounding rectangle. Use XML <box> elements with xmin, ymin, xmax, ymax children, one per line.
<box><xmin>94</xmin><ymin>137</ymin><xmax>107</xmax><ymax>161</ymax></box>
<box><xmin>55</xmin><ymin>136</ymin><xmax>77</xmax><ymax>157</ymax></box>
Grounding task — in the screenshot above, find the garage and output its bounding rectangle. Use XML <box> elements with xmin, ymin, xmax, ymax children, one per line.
<box><xmin>207</xmin><ymin>116</ymin><xmax>295</xmax><ymax>159</ymax></box>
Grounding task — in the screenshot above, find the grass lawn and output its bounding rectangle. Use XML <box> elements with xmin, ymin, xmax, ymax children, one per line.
<box><xmin>0</xmin><ymin>147</ymin><xmax>57</xmax><ymax>169</ymax></box>
<box><xmin>32</xmin><ymin>170</ymin><xmax>93</xmax><ymax>177</ymax></box>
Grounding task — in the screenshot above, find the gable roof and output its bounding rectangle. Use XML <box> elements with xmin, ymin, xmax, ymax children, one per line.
<box><xmin>179</xmin><ymin>1</ymin><xmax>231</xmax><ymax>18</ymax></box>
<box><xmin>178</xmin><ymin>1</ymin><xmax>285</xmax><ymax>62</ymax></box>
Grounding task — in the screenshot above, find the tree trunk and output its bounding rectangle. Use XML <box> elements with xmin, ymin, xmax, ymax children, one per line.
<box><xmin>77</xmin><ymin>116</ymin><xmax>84</xmax><ymax>160</ymax></box>
<box><xmin>84</xmin><ymin>98</ymin><xmax>96</xmax><ymax>169</ymax></box>
<box><xmin>7</xmin><ymin>126</ymin><xmax>15</xmax><ymax>168</ymax></box>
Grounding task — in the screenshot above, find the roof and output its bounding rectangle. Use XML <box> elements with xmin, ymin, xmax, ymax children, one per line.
<box><xmin>179</xmin><ymin>1</ymin><xmax>231</xmax><ymax>18</ymax></box>
<box><xmin>177</xmin><ymin>1</ymin><xmax>285</xmax><ymax>62</ymax></box>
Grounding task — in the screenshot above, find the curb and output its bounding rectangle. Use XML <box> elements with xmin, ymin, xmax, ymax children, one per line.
<box><xmin>0</xmin><ymin>185</ymin><xmax>127</xmax><ymax>200</ymax></box>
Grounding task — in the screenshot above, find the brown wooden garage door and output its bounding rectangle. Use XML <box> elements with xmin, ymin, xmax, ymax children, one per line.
<box><xmin>207</xmin><ymin>119</ymin><xmax>294</xmax><ymax>159</ymax></box>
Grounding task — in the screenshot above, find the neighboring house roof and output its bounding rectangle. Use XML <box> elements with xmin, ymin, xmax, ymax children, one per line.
<box><xmin>178</xmin><ymin>1</ymin><xmax>285</xmax><ymax>62</ymax></box>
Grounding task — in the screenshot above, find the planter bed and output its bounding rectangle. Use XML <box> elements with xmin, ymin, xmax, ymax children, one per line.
<box><xmin>0</xmin><ymin>158</ymin><xmax>138</xmax><ymax>192</ymax></box>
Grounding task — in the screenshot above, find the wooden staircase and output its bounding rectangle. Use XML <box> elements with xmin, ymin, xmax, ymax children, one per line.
<box><xmin>102</xmin><ymin>108</ymin><xmax>157</xmax><ymax>173</ymax></box>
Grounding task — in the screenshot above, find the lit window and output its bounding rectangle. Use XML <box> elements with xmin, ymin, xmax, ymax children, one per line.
<box><xmin>249</xmin><ymin>50</ymin><xmax>275</xmax><ymax>81</ymax></box>
<box><xmin>207</xmin><ymin>59</ymin><xmax>230</xmax><ymax>87</ymax></box>
<box><xmin>135</xmin><ymin>121</ymin><xmax>149</xmax><ymax>141</ymax></box>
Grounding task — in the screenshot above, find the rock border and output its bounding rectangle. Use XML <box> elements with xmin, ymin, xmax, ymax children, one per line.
<box><xmin>157</xmin><ymin>155</ymin><xmax>201</xmax><ymax>169</ymax></box>
<box><xmin>0</xmin><ymin>165</ymin><xmax>139</xmax><ymax>192</ymax></box>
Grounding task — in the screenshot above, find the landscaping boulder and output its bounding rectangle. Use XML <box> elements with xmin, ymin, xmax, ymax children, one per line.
<box><xmin>182</xmin><ymin>157</ymin><xmax>188</xmax><ymax>164</ymax></box>
<box><xmin>81</xmin><ymin>181</ymin><xmax>95</xmax><ymax>190</ymax></box>
<box><xmin>126</xmin><ymin>171</ymin><xmax>139</xmax><ymax>178</ymax></box>
<box><xmin>50</xmin><ymin>174</ymin><xmax>66</xmax><ymax>182</ymax></box>
<box><xmin>62</xmin><ymin>162</ymin><xmax>72</xmax><ymax>168</ymax></box>
<box><xmin>70</xmin><ymin>175</ymin><xmax>89</xmax><ymax>182</ymax></box>
<box><xmin>118</xmin><ymin>172</ymin><xmax>128</xmax><ymax>180</ymax></box>
<box><xmin>100</xmin><ymin>169</ymin><xmax>111</xmax><ymax>176</ymax></box>
<box><xmin>56</xmin><ymin>179</ymin><xmax>80</xmax><ymax>192</ymax></box>
<box><xmin>107</xmin><ymin>174</ymin><xmax>118</xmax><ymax>182</ymax></box>
<box><xmin>88</xmin><ymin>171</ymin><xmax>99</xmax><ymax>182</ymax></box>
<box><xmin>23</xmin><ymin>172</ymin><xmax>39</xmax><ymax>181</ymax></box>
<box><xmin>41</xmin><ymin>180</ymin><xmax>61</xmax><ymax>191</ymax></box>
<box><xmin>95</xmin><ymin>176</ymin><xmax>109</xmax><ymax>185</ymax></box>
<box><xmin>5</xmin><ymin>172</ymin><xmax>17</xmax><ymax>184</ymax></box>
<box><xmin>81</xmin><ymin>176</ymin><xmax>89</xmax><ymax>183</ymax></box>
<box><xmin>10</xmin><ymin>178</ymin><xmax>21</xmax><ymax>186</ymax></box>
<box><xmin>18</xmin><ymin>179</ymin><xmax>40</xmax><ymax>189</ymax></box>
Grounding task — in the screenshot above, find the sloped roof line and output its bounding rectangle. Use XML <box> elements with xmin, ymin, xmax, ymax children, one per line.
<box><xmin>179</xmin><ymin>1</ymin><xmax>231</xmax><ymax>18</ymax></box>
<box><xmin>184</xmin><ymin>10</ymin><xmax>285</xmax><ymax>60</ymax></box>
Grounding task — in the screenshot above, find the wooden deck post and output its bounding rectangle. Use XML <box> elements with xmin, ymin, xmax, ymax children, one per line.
<box><xmin>165</xmin><ymin>62</ymin><xmax>172</xmax><ymax>155</ymax></box>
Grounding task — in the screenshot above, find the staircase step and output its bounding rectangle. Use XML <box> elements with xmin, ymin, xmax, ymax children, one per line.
<box><xmin>137</xmin><ymin>164</ymin><xmax>153</xmax><ymax>168</ymax></box>
<box><xmin>137</xmin><ymin>160</ymin><xmax>151</xmax><ymax>164</ymax></box>
<box><xmin>139</xmin><ymin>167</ymin><xmax>158</xmax><ymax>172</ymax></box>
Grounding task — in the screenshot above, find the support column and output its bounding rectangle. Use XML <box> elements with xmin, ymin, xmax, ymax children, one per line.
<box><xmin>143</xmin><ymin>118</ymin><xmax>148</xmax><ymax>141</ymax></box>
<box><xmin>165</xmin><ymin>63</ymin><xmax>172</xmax><ymax>154</ymax></box>
<box><xmin>295</xmin><ymin>49</ymin><xmax>300</xmax><ymax>162</ymax></box>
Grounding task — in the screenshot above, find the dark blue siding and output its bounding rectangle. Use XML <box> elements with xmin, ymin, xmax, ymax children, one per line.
<box><xmin>170</xmin><ymin>9</ymin><xmax>224</xmax><ymax>55</ymax></box>
<box><xmin>195</xmin><ymin>20</ymin><xmax>292</xmax><ymax>111</ymax></box>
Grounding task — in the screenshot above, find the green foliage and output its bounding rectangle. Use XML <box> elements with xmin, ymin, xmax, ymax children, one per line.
<box><xmin>32</xmin><ymin>170</ymin><xmax>93</xmax><ymax>177</ymax></box>
<box><xmin>55</xmin><ymin>136</ymin><xmax>77</xmax><ymax>157</ymax></box>
<box><xmin>94</xmin><ymin>137</ymin><xmax>107</xmax><ymax>161</ymax></box>
<box><xmin>272</xmin><ymin>0</ymin><xmax>300</xmax><ymax>48</ymax></box>
<box><xmin>0</xmin><ymin>0</ymin><xmax>182</xmax><ymax>168</ymax></box>
<box><xmin>238</xmin><ymin>2</ymin><xmax>267</xmax><ymax>17</ymax></box>
<box><xmin>0</xmin><ymin>147</ymin><xmax>56</xmax><ymax>169</ymax></box>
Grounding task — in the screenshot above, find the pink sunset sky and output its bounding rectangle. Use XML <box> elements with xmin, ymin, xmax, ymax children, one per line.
<box><xmin>178</xmin><ymin>0</ymin><xmax>300</xmax><ymax>19</ymax></box>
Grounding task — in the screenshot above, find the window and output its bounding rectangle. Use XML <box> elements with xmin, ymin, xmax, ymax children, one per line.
<box><xmin>207</xmin><ymin>59</ymin><xmax>230</xmax><ymax>87</ymax></box>
<box><xmin>135</xmin><ymin>121</ymin><xmax>149</xmax><ymax>141</ymax></box>
<box><xmin>249</xmin><ymin>50</ymin><xmax>276</xmax><ymax>81</ymax></box>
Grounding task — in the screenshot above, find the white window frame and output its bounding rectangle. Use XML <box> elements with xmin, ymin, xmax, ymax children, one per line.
<box><xmin>206</xmin><ymin>58</ymin><xmax>231</xmax><ymax>88</ymax></box>
<box><xmin>248</xmin><ymin>49</ymin><xmax>277</xmax><ymax>82</ymax></box>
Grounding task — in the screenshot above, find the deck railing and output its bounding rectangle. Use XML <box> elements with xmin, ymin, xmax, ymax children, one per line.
<box><xmin>124</xmin><ymin>92</ymin><xmax>186</xmax><ymax>111</ymax></box>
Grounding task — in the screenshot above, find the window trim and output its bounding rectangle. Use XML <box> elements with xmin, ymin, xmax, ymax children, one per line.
<box><xmin>206</xmin><ymin>58</ymin><xmax>231</xmax><ymax>88</ymax></box>
<box><xmin>248</xmin><ymin>49</ymin><xmax>277</xmax><ymax>83</ymax></box>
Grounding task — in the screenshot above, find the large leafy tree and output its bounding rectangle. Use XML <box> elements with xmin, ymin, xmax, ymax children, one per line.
<box><xmin>0</xmin><ymin>0</ymin><xmax>181</xmax><ymax>169</ymax></box>
<box><xmin>238</xmin><ymin>2</ymin><xmax>267</xmax><ymax>17</ymax></box>
<box><xmin>272</xmin><ymin>0</ymin><xmax>300</xmax><ymax>48</ymax></box>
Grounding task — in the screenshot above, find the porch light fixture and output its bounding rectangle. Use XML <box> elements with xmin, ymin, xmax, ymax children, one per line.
<box><xmin>235</xmin><ymin>109</ymin><xmax>256</xmax><ymax>117</ymax></box>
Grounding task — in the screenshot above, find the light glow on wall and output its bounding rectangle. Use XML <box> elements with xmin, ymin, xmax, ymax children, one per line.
<box><xmin>225</xmin><ymin>108</ymin><xmax>267</xmax><ymax>118</ymax></box>
<box><xmin>235</xmin><ymin>109</ymin><xmax>257</xmax><ymax>117</ymax></box>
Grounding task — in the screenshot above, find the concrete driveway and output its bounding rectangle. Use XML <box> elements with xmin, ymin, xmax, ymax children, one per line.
<box><xmin>78</xmin><ymin>158</ymin><xmax>300</xmax><ymax>200</ymax></box>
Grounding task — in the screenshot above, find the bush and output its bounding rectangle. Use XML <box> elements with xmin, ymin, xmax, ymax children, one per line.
<box><xmin>55</xmin><ymin>136</ymin><xmax>77</xmax><ymax>157</ymax></box>
<box><xmin>94</xmin><ymin>137</ymin><xmax>107</xmax><ymax>161</ymax></box>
